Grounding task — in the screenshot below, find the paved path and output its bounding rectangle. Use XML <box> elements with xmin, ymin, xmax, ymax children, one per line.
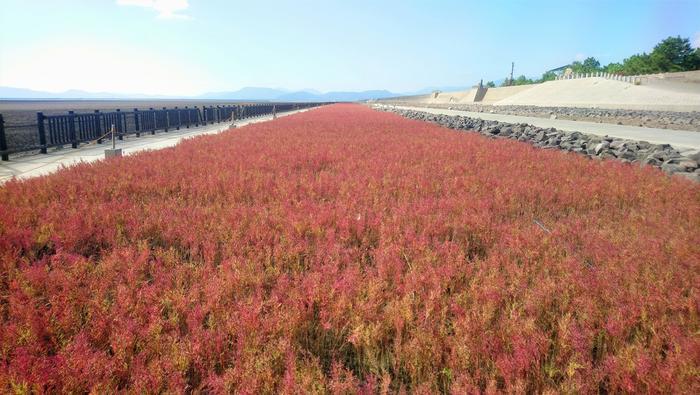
<box><xmin>389</xmin><ymin>105</ymin><xmax>700</xmax><ymax>151</ymax></box>
<box><xmin>0</xmin><ymin>109</ymin><xmax>312</xmax><ymax>184</ymax></box>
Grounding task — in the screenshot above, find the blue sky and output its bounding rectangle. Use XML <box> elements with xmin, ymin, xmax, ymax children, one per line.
<box><xmin>0</xmin><ymin>0</ymin><xmax>698</xmax><ymax>95</ymax></box>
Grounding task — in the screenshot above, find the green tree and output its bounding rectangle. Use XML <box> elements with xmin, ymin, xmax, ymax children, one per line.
<box><xmin>512</xmin><ymin>75</ymin><xmax>534</xmax><ymax>85</ymax></box>
<box><xmin>649</xmin><ymin>36</ymin><xmax>700</xmax><ymax>72</ymax></box>
<box><xmin>540</xmin><ymin>35</ymin><xmax>700</xmax><ymax>81</ymax></box>
<box><xmin>620</xmin><ymin>53</ymin><xmax>659</xmax><ymax>75</ymax></box>
<box><xmin>571</xmin><ymin>57</ymin><xmax>602</xmax><ymax>74</ymax></box>
<box><xmin>486</xmin><ymin>81</ymin><xmax>496</xmax><ymax>88</ymax></box>
<box><xmin>570</xmin><ymin>61</ymin><xmax>582</xmax><ymax>73</ymax></box>
<box><xmin>539</xmin><ymin>71</ymin><xmax>557</xmax><ymax>82</ymax></box>
<box><xmin>603</xmin><ymin>62</ymin><xmax>624</xmax><ymax>74</ymax></box>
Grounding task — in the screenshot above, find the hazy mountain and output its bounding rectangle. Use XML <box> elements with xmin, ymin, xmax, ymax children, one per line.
<box><xmin>0</xmin><ymin>86</ymin><xmax>453</xmax><ymax>102</ymax></box>
<box><xmin>198</xmin><ymin>87</ymin><xmax>290</xmax><ymax>100</ymax></box>
<box><xmin>324</xmin><ymin>90</ymin><xmax>397</xmax><ymax>101</ymax></box>
<box><xmin>200</xmin><ymin>88</ymin><xmax>398</xmax><ymax>102</ymax></box>
<box><xmin>0</xmin><ymin>86</ymin><xmax>172</xmax><ymax>99</ymax></box>
<box><xmin>276</xmin><ymin>91</ymin><xmax>321</xmax><ymax>101</ymax></box>
<box><xmin>0</xmin><ymin>86</ymin><xmax>56</xmax><ymax>99</ymax></box>
<box><xmin>254</xmin><ymin>86</ymin><xmax>473</xmax><ymax>101</ymax></box>
<box><xmin>402</xmin><ymin>85</ymin><xmax>472</xmax><ymax>95</ymax></box>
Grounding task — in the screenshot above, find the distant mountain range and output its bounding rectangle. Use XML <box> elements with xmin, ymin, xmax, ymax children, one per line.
<box><xmin>0</xmin><ymin>85</ymin><xmax>471</xmax><ymax>102</ymax></box>
<box><xmin>0</xmin><ymin>86</ymin><xmax>173</xmax><ymax>100</ymax></box>
<box><xmin>195</xmin><ymin>87</ymin><xmax>399</xmax><ymax>102</ymax></box>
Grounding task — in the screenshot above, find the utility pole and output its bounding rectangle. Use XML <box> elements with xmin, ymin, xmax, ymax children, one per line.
<box><xmin>510</xmin><ymin>62</ymin><xmax>515</xmax><ymax>86</ymax></box>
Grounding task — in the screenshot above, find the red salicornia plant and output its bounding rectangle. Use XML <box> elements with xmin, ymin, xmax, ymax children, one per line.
<box><xmin>1</xmin><ymin>104</ymin><xmax>698</xmax><ymax>393</ymax></box>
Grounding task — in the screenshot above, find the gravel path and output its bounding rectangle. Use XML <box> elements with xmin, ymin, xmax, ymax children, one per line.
<box><xmin>381</xmin><ymin>102</ymin><xmax>700</xmax><ymax>132</ymax></box>
<box><xmin>387</xmin><ymin>105</ymin><xmax>700</xmax><ymax>151</ymax></box>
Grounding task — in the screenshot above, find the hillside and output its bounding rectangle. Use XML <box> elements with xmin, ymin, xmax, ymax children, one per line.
<box><xmin>392</xmin><ymin>72</ymin><xmax>700</xmax><ymax>111</ymax></box>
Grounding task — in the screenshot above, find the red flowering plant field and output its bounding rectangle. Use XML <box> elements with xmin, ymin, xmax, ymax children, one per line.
<box><xmin>0</xmin><ymin>104</ymin><xmax>698</xmax><ymax>393</ymax></box>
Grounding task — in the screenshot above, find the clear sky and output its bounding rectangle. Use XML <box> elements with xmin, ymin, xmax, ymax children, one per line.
<box><xmin>1</xmin><ymin>0</ymin><xmax>698</xmax><ymax>95</ymax></box>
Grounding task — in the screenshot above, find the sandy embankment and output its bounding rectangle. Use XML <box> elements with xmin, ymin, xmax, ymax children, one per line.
<box><xmin>400</xmin><ymin>73</ymin><xmax>700</xmax><ymax>112</ymax></box>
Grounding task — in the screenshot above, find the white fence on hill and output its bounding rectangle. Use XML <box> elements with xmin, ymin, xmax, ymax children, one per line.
<box><xmin>555</xmin><ymin>71</ymin><xmax>641</xmax><ymax>84</ymax></box>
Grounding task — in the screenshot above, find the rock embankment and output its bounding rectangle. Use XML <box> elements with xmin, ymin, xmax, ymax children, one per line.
<box><xmin>380</xmin><ymin>106</ymin><xmax>700</xmax><ymax>182</ymax></box>
<box><xmin>382</xmin><ymin>102</ymin><xmax>700</xmax><ymax>132</ymax></box>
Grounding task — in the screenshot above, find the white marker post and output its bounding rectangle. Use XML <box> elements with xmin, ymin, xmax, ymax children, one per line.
<box><xmin>105</xmin><ymin>124</ymin><xmax>122</xmax><ymax>158</ymax></box>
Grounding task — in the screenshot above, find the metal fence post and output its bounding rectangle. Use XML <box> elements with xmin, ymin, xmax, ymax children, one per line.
<box><xmin>185</xmin><ymin>106</ymin><xmax>191</xmax><ymax>128</ymax></box>
<box><xmin>134</xmin><ymin>108</ymin><xmax>140</xmax><ymax>137</ymax></box>
<box><xmin>37</xmin><ymin>112</ymin><xmax>47</xmax><ymax>153</ymax></box>
<box><xmin>0</xmin><ymin>114</ymin><xmax>8</xmax><ymax>161</ymax></box>
<box><xmin>95</xmin><ymin>110</ymin><xmax>103</xmax><ymax>144</ymax></box>
<box><xmin>163</xmin><ymin>107</ymin><xmax>169</xmax><ymax>132</ymax></box>
<box><xmin>116</xmin><ymin>109</ymin><xmax>123</xmax><ymax>140</ymax></box>
<box><xmin>68</xmin><ymin>110</ymin><xmax>77</xmax><ymax>148</ymax></box>
<box><xmin>176</xmin><ymin>107</ymin><xmax>181</xmax><ymax>130</ymax></box>
<box><xmin>149</xmin><ymin>108</ymin><xmax>156</xmax><ymax>134</ymax></box>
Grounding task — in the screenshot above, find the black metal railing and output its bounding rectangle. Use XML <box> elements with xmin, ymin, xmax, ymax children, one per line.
<box><xmin>0</xmin><ymin>114</ymin><xmax>7</xmax><ymax>161</ymax></box>
<box><xmin>0</xmin><ymin>103</ymin><xmax>325</xmax><ymax>160</ymax></box>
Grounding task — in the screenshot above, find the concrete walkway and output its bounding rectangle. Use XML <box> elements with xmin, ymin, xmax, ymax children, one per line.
<box><xmin>0</xmin><ymin>108</ymin><xmax>312</xmax><ymax>184</ymax></box>
<box><xmin>388</xmin><ymin>105</ymin><xmax>700</xmax><ymax>151</ymax></box>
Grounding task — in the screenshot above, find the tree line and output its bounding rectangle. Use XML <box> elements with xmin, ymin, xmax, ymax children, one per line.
<box><xmin>485</xmin><ymin>36</ymin><xmax>700</xmax><ymax>88</ymax></box>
